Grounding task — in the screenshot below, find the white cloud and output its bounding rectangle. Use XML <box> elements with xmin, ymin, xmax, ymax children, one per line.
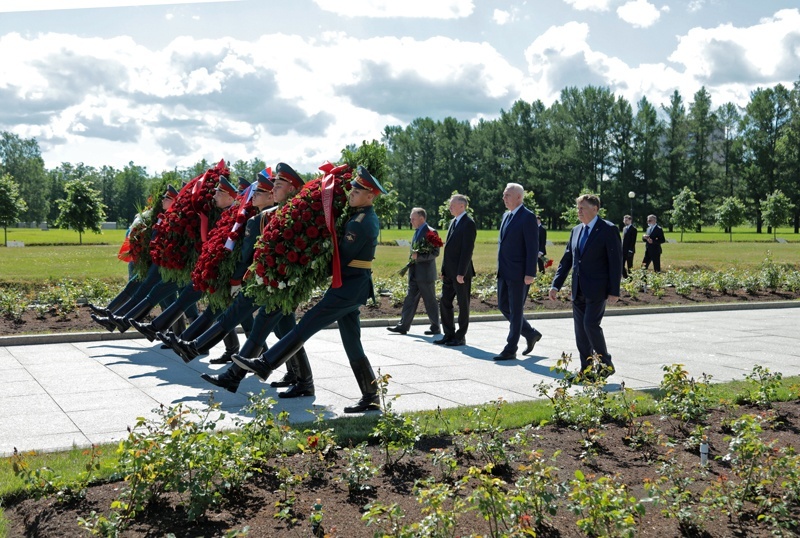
<box><xmin>669</xmin><ymin>8</ymin><xmax>800</xmax><ymax>84</ymax></box>
<box><xmin>562</xmin><ymin>0</ymin><xmax>612</xmax><ymax>12</ymax></box>
<box><xmin>0</xmin><ymin>0</ymin><xmax>240</xmax><ymax>14</ymax></box>
<box><xmin>312</xmin><ymin>0</ymin><xmax>474</xmax><ymax>19</ymax></box>
<box><xmin>0</xmin><ymin>30</ymin><xmax>520</xmax><ymax>172</ymax></box>
<box><xmin>617</xmin><ymin>0</ymin><xmax>661</xmax><ymax>28</ymax></box>
<box><xmin>493</xmin><ymin>9</ymin><xmax>511</xmax><ymax>25</ymax></box>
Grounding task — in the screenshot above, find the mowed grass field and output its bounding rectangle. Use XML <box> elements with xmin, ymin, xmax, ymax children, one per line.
<box><xmin>1</xmin><ymin>227</ymin><xmax>798</xmax><ymax>284</ymax></box>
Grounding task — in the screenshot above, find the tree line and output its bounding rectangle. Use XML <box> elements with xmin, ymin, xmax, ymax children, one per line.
<box><xmin>2</xmin><ymin>78</ymin><xmax>800</xmax><ymax>236</ymax></box>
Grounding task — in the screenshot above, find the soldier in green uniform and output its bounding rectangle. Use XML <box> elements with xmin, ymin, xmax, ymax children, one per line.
<box><xmin>232</xmin><ymin>165</ymin><xmax>386</xmax><ymax>413</ymax></box>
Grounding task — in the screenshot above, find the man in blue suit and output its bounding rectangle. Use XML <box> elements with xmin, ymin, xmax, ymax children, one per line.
<box><xmin>549</xmin><ymin>194</ymin><xmax>622</xmax><ymax>379</ymax></box>
<box><xmin>494</xmin><ymin>183</ymin><xmax>542</xmax><ymax>361</ymax></box>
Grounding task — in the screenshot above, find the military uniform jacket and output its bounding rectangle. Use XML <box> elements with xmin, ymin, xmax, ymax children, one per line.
<box><xmin>335</xmin><ymin>205</ymin><xmax>380</xmax><ymax>304</ymax></box>
<box><xmin>231</xmin><ymin>206</ymin><xmax>277</xmax><ymax>282</ymax></box>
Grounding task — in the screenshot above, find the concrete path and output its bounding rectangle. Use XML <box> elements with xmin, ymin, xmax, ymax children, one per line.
<box><xmin>2</xmin><ymin>303</ymin><xmax>799</xmax><ymax>456</ymax></box>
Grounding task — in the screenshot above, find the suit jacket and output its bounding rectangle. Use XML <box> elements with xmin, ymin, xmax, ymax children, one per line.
<box><xmin>643</xmin><ymin>224</ymin><xmax>665</xmax><ymax>254</ymax></box>
<box><xmin>622</xmin><ymin>224</ymin><xmax>637</xmax><ymax>256</ymax></box>
<box><xmin>538</xmin><ymin>224</ymin><xmax>547</xmax><ymax>256</ymax></box>
<box><xmin>552</xmin><ymin>218</ymin><xmax>622</xmax><ymax>302</ymax></box>
<box><xmin>498</xmin><ymin>206</ymin><xmax>539</xmax><ymax>281</ymax></box>
<box><xmin>409</xmin><ymin>222</ymin><xmax>439</xmax><ymax>283</ymax></box>
<box><xmin>441</xmin><ymin>213</ymin><xmax>476</xmax><ymax>279</ymax></box>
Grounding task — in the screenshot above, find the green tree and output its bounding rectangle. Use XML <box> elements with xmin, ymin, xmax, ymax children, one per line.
<box><xmin>716</xmin><ymin>102</ymin><xmax>743</xmax><ymax>198</ymax></box>
<box><xmin>54</xmin><ymin>179</ymin><xmax>107</xmax><ymax>244</ymax></box>
<box><xmin>0</xmin><ymin>173</ymin><xmax>28</xmax><ymax>246</ymax></box>
<box><xmin>341</xmin><ymin>139</ymin><xmax>401</xmax><ymax>233</ymax></box>
<box><xmin>686</xmin><ymin>86</ymin><xmax>718</xmax><ymax>228</ymax></box>
<box><xmin>661</xmin><ymin>90</ymin><xmax>688</xmax><ymax>230</ymax></box>
<box><xmin>0</xmin><ymin>131</ymin><xmax>48</xmax><ymax>223</ymax></box>
<box><xmin>760</xmin><ymin>189</ymin><xmax>794</xmax><ymax>241</ymax></box>
<box><xmin>631</xmin><ymin>96</ymin><xmax>664</xmax><ymax>229</ymax></box>
<box><xmin>714</xmin><ymin>196</ymin><xmax>746</xmax><ymax>242</ymax></box>
<box><xmin>670</xmin><ymin>186</ymin><xmax>701</xmax><ymax>242</ymax></box>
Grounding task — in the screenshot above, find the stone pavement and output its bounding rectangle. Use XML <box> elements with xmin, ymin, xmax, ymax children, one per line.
<box><xmin>1</xmin><ymin>302</ymin><xmax>799</xmax><ymax>456</ymax></box>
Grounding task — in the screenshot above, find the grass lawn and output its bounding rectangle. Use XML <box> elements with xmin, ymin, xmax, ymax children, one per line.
<box><xmin>1</xmin><ymin>228</ymin><xmax>798</xmax><ymax>285</ymax></box>
<box><xmin>2</xmin><ymin>228</ymin><xmax>126</xmax><ymax>246</ymax></box>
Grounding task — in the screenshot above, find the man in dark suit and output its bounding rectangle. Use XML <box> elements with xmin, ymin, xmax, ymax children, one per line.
<box><xmin>621</xmin><ymin>214</ymin><xmax>637</xmax><ymax>278</ymax></box>
<box><xmin>537</xmin><ymin>216</ymin><xmax>548</xmax><ymax>273</ymax></box>
<box><xmin>549</xmin><ymin>194</ymin><xmax>622</xmax><ymax>379</ymax></box>
<box><xmin>641</xmin><ymin>214</ymin><xmax>666</xmax><ymax>272</ymax></box>
<box><xmin>434</xmin><ymin>194</ymin><xmax>476</xmax><ymax>347</ymax></box>
<box><xmin>494</xmin><ymin>183</ymin><xmax>542</xmax><ymax>361</ymax></box>
<box><xmin>388</xmin><ymin>208</ymin><xmax>440</xmax><ymax>336</ymax></box>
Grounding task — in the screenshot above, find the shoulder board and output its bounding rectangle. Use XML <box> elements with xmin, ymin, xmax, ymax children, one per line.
<box><xmin>354</xmin><ymin>213</ymin><xmax>365</xmax><ymax>223</ymax></box>
<box><xmin>264</xmin><ymin>206</ymin><xmax>279</xmax><ymax>214</ymax></box>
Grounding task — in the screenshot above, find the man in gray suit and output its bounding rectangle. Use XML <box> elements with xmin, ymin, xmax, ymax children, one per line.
<box><xmin>388</xmin><ymin>208</ymin><xmax>441</xmax><ymax>336</ymax></box>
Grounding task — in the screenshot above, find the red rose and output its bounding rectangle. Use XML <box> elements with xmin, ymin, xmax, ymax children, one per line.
<box><xmin>311</xmin><ymin>244</ymin><xmax>321</xmax><ymax>254</ymax></box>
<box><xmin>265</xmin><ymin>255</ymin><xmax>276</xmax><ymax>267</ymax></box>
<box><xmin>283</xmin><ymin>229</ymin><xmax>295</xmax><ymax>240</ymax></box>
<box><xmin>301</xmin><ymin>211</ymin><xmax>312</xmax><ymax>222</ymax></box>
<box><xmin>278</xmin><ymin>264</ymin><xmax>287</xmax><ymax>275</ymax></box>
<box><xmin>299</xmin><ymin>255</ymin><xmax>310</xmax><ymax>265</ymax></box>
<box><xmin>269</xmin><ymin>279</ymin><xmax>279</xmax><ymax>288</ymax></box>
<box><xmin>293</xmin><ymin>221</ymin><xmax>303</xmax><ymax>232</ymax></box>
<box><xmin>311</xmin><ymin>190</ymin><xmax>322</xmax><ymax>200</ymax></box>
<box><xmin>315</xmin><ymin>216</ymin><xmax>326</xmax><ymax>226</ymax></box>
<box><xmin>287</xmin><ymin>251</ymin><xmax>299</xmax><ymax>263</ymax></box>
<box><xmin>275</xmin><ymin>243</ymin><xmax>286</xmax><ymax>255</ymax></box>
<box><xmin>294</xmin><ymin>237</ymin><xmax>307</xmax><ymax>250</ymax></box>
<box><xmin>311</xmin><ymin>201</ymin><xmax>322</xmax><ymax>211</ymax></box>
<box><xmin>298</xmin><ymin>200</ymin><xmax>308</xmax><ymax>210</ymax></box>
<box><xmin>306</xmin><ymin>226</ymin><xmax>319</xmax><ymax>239</ymax></box>
<box><xmin>291</xmin><ymin>209</ymin><xmax>301</xmax><ymax>220</ymax></box>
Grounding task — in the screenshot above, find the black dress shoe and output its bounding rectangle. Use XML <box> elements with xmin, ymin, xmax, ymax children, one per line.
<box><xmin>270</xmin><ymin>372</ymin><xmax>299</xmax><ymax>388</ymax></box>
<box><xmin>424</xmin><ymin>328</ymin><xmax>442</xmax><ymax>335</ymax></box>
<box><xmin>279</xmin><ymin>382</ymin><xmax>315</xmax><ymax>398</ymax></box>
<box><xmin>522</xmin><ymin>331</ymin><xmax>543</xmax><ymax>355</ymax></box>
<box><xmin>343</xmin><ymin>395</ymin><xmax>380</xmax><ymax>413</ymax></box>
<box><xmin>386</xmin><ymin>326</ymin><xmax>407</xmax><ymax>335</ymax></box>
<box><xmin>200</xmin><ymin>371</ymin><xmax>241</xmax><ymax>393</ymax></box>
<box><xmin>88</xmin><ymin>303</ymin><xmax>111</xmax><ymax>317</ymax></box>
<box><xmin>493</xmin><ymin>352</ymin><xmax>516</xmax><ymax>361</ymax></box>
<box><xmin>169</xmin><ymin>333</ymin><xmax>199</xmax><ymax>363</ymax></box>
<box><xmin>130</xmin><ymin>319</ymin><xmax>157</xmax><ymax>342</ymax></box>
<box><xmin>156</xmin><ymin>330</ymin><xmax>174</xmax><ymax>348</ymax></box>
<box><xmin>91</xmin><ymin>314</ymin><xmax>117</xmax><ymax>333</ymax></box>
<box><xmin>445</xmin><ymin>338</ymin><xmax>466</xmax><ymax>347</ymax></box>
<box><xmin>231</xmin><ymin>354</ymin><xmax>274</xmax><ymax>381</ymax></box>
<box><xmin>432</xmin><ymin>337</ymin><xmax>452</xmax><ymax>345</ymax></box>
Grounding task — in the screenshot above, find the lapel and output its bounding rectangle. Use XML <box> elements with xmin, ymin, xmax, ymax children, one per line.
<box><xmin>445</xmin><ymin>218</ymin><xmax>457</xmax><ymax>246</ymax></box>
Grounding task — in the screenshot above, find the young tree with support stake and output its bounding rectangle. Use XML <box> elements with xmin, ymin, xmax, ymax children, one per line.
<box><xmin>670</xmin><ymin>186</ymin><xmax>700</xmax><ymax>242</ymax></box>
<box><xmin>54</xmin><ymin>179</ymin><xmax>107</xmax><ymax>244</ymax></box>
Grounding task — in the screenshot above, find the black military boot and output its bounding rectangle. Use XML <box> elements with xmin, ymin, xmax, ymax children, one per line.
<box><xmin>210</xmin><ymin>331</ymin><xmax>240</xmax><ymax>365</ymax></box>
<box><xmin>232</xmin><ymin>333</ymin><xmax>305</xmax><ymax>382</ymax></box>
<box><xmin>278</xmin><ymin>348</ymin><xmax>314</xmax><ymax>399</ymax></box>
<box><xmin>88</xmin><ymin>303</ymin><xmax>112</xmax><ymax>317</ymax></box>
<box><xmin>161</xmin><ymin>322</ymin><xmax>228</xmax><ymax>364</ymax></box>
<box><xmin>201</xmin><ymin>364</ymin><xmax>247</xmax><ymax>393</ymax></box>
<box><xmin>111</xmin><ymin>299</ymin><xmax>153</xmax><ymax>333</ymax></box>
<box><xmin>343</xmin><ymin>361</ymin><xmax>380</xmax><ymax>413</ymax></box>
<box><xmin>130</xmin><ymin>319</ymin><xmax>158</xmax><ymax>342</ymax></box>
<box><xmin>91</xmin><ymin>313</ymin><xmax>118</xmax><ymax>333</ymax></box>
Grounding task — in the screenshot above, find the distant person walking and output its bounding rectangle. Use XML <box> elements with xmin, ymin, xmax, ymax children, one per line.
<box><xmin>387</xmin><ymin>208</ymin><xmax>441</xmax><ymax>336</ymax></box>
<box><xmin>549</xmin><ymin>194</ymin><xmax>621</xmax><ymax>379</ymax></box>
<box><xmin>641</xmin><ymin>214</ymin><xmax>665</xmax><ymax>272</ymax></box>
<box><xmin>537</xmin><ymin>216</ymin><xmax>548</xmax><ymax>273</ymax></box>
<box><xmin>434</xmin><ymin>194</ymin><xmax>476</xmax><ymax>347</ymax></box>
<box><xmin>621</xmin><ymin>214</ymin><xmax>637</xmax><ymax>278</ymax></box>
<box><xmin>494</xmin><ymin>183</ymin><xmax>542</xmax><ymax>361</ymax></box>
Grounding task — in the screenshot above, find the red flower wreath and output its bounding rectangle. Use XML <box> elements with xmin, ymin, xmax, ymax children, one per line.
<box><xmin>150</xmin><ymin>159</ymin><xmax>228</xmax><ymax>285</ymax></box>
<box><xmin>127</xmin><ymin>208</ymin><xmax>157</xmax><ymax>280</ymax></box>
<box><xmin>243</xmin><ymin>163</ymin><xmax>351</xmax><ymax>314</ymax></box>
<box><xmin>191</xmin><ymin>195</ymin><xmax>259</xmax><ymax>312</ymax></box>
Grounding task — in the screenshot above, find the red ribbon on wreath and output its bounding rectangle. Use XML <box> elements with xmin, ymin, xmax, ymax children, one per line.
<box><xmin>319</xmin><ymin>161</ymin><xmax>342</xmax><ymax>288</ymax></box>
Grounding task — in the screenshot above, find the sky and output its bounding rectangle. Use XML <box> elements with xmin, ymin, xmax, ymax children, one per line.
<box><xmin>1</xmin><ymin>0</ymin><xmax>799</xmax><ymax>175</ymax></box>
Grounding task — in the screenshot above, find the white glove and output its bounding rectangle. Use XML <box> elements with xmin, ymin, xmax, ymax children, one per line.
<box><xmin>230</xmin><ymin>284</ymin><xmax>242</xmax><ymax>298</ymax></box>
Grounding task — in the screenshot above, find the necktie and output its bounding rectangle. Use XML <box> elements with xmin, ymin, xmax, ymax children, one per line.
<box><xmin>500</xmin><ymin>212</ymin><xmax>513</xmax><ymax>240</ymax></box>
<box><xmin>578</xmin><ymin>225</ymin><xmax>589</xmax><ymax>254</ymax></box>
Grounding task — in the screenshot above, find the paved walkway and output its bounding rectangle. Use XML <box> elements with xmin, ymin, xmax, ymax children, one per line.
<box><xmin>2</xmin><ymin>303</ymin><xmax>799</xmax><ymax>456</ymax></box>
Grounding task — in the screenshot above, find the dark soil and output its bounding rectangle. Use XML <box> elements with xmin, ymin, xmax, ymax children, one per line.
<box><xmin>5</xmin><ymin>401</ymin><xmax>800</xmax><ymax>537</ymax></box>
<box><xmin>2</xmin><ymin>286</ymin><xmax>799</xmax><ymax>337</ymax></box>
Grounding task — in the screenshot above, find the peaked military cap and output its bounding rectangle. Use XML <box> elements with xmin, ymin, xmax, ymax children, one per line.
<box><xmin>162</xmin><ymin>184</ymin><xmax>179</xmax><ymax>200</ymax></box>
<box><xmin>352</xmin><ymin>165</ymin><xmax>387</xmax><ymax>195</ymax></box>
<box><xmin>274</xmin><ymin>162</ymin><xmax>304</xmax><ymax>189</ymax></box>
<box><xmin>254</xmin><ymin>169</ymin><xmax>274</xmax><ymax>192</ymax></box>
<box><xmin>217</xmin><ymin>176</ymin><xmax>238</xmax><ymax>197</ymax></box>
<box><xmin>237</xmin><ymin>176</ymin><xmax>251</xmax><ymax>192</ymax></box>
